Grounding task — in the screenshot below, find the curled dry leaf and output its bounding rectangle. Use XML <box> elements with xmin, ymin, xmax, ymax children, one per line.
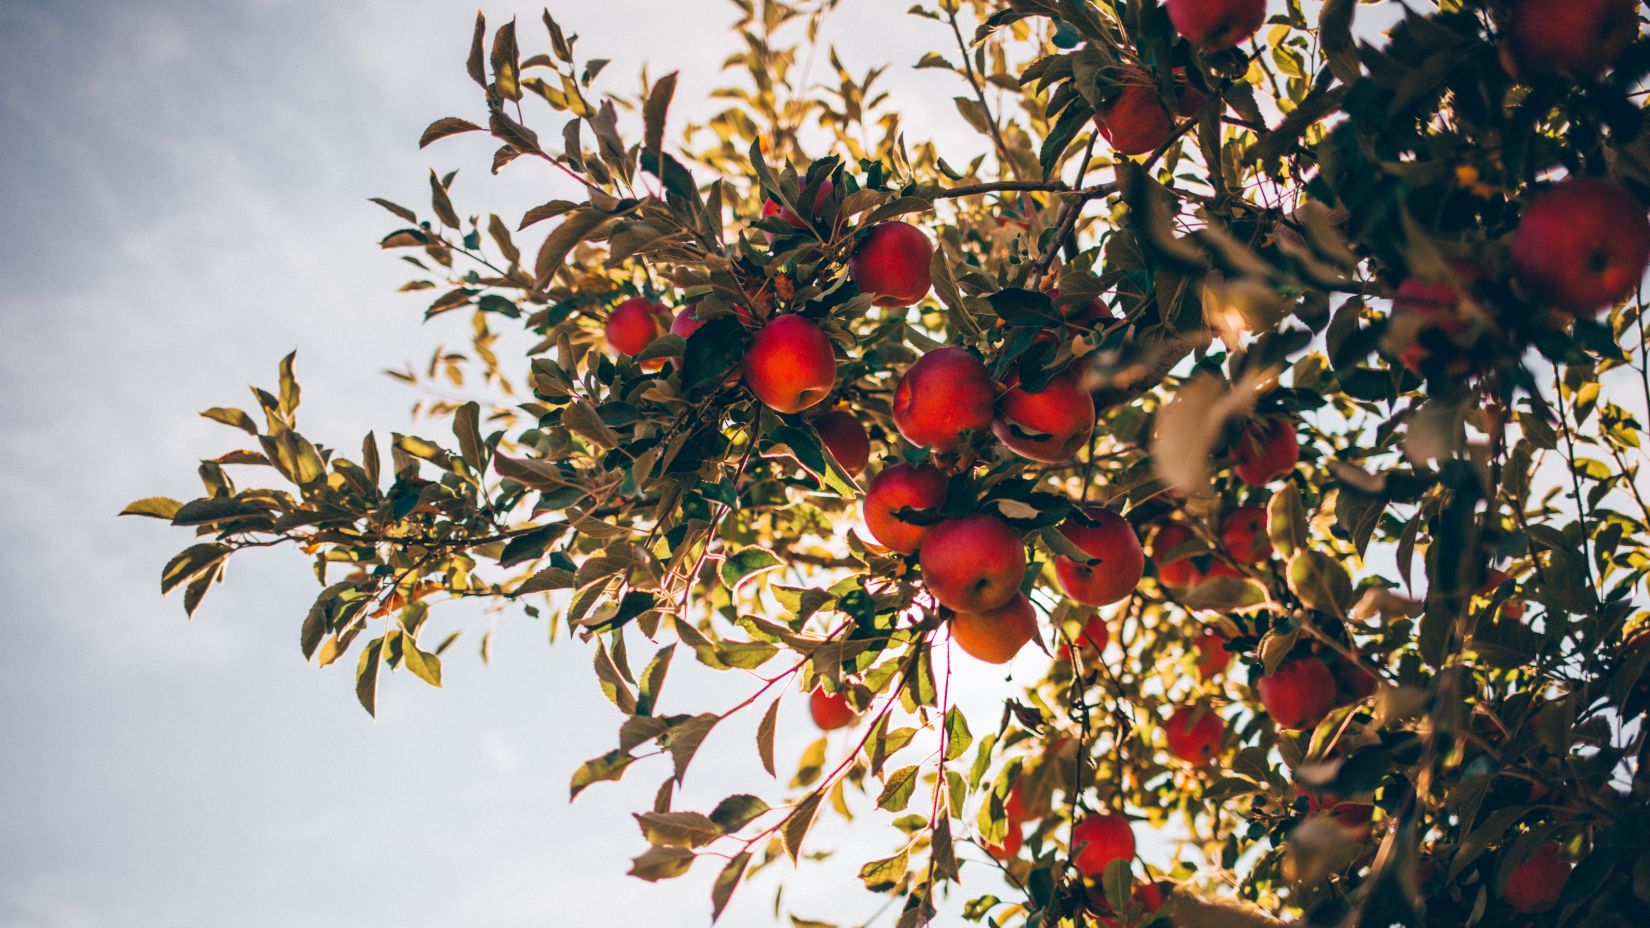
<box><xmin>1151</xmin><ymin>368</ymin><xmax>1272</xmax><ymax>498</ymax></box>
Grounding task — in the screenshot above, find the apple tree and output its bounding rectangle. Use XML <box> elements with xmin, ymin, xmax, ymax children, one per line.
<box><xmin>126</xmin><ymin>1</ymin><xmax>1650</xmax><ymax>925</ymax></box>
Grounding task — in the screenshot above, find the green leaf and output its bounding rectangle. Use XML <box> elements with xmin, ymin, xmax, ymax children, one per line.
<box><xmin>877</xmin><ymin>765</ymin><xmax>921</xmax><ymax>812</ymax></box>
<box><xmin>643</xmin><ymin>71</ymin><xmax>678</xmax><ymax>157</ymax></box>
<box><xmin>858</xmin><ymin>847</ymin><xmax>909</xmax><ymax>893</ymax></box>
<box><xmin>201</xmin><ymin>406</ymin><xmax>259</xmax><ymax>435</ymax></box>
<box><xmin>757</xmin><ymin>698</ymin><xmax>779</xmax><ymax>777</ymax></box>
<box><xmin>160</xmin><ymin>543</ymin><xmax>230</xmax><ymax>596</ymax></box>
<box><xmin>1287</xmin><ymin>550</ymin><xmax>1353</xmax><ymax>617</ymax></box>
<box><xmin>420</xmin><ymin>116</ymin><xmax>484</xmax><ymax>148</ymax></box>
<box><xmin>402</xmin><ymin>642</ymin><xmax>443</xmax><ymax>688</ymax></box>
<box><xmin>709</xmin><ymin>794</ymin><xmax>771</xmax><ymax>832</ymax></box>
<box><xmin>570</xmin><ymin>748</ymin><xmax>636</xmax><ymax>799</ymax></box>
<box><xmin>944</xmin><ymin>707</ymin><xmax>972</xmax><ymax>761</ymax></box>
<box><xmin>635</xmin><ymin>810</ymin><xmax>721</xmax><ymax>847</ymax></box>
<box><xmin>354</xmin><ymin>635</ymin><xmax>384</xmax><ymax>716</ymax></box>
<box><xmin>454</xmin><ymin>401</ymin><xmax>485</xmax><ymax>471</ymax></box>
<box><xmin>710</xmin><ymin>851</ymin><xmax>751</xmax><ymax>923</ymax></box>
<box><xmin>782</xmin><ymin>791</ymin><xmax>824</xmax><ymax>862</ymax></box>
<box><xmin>120</xmin><ymin>497</ymin><xmax>182</xmax><ymax>520</ymax></box>
<box><xmin>720</xmin><ymin>546</ymin><xmax>781</xmax><ymax>590</ymax></box>
<box><xmin>628</xmin><ymin>845</ymin><xmax>696</xmax><ymax>881</ymax></box>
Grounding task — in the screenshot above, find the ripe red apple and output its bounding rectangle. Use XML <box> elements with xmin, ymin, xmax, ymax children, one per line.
<box><xmin>813</xmin><ymin>409</ymin><xmax>870</xmax><ymax>476</ymax></box>
<box><xmin>1173</xmin><ymin>67</ymin><xmax>1210</xmax><ymax>117</ymax></box>
<box><xmin>1192</xmin><ymin>629</ymin><xmax>1232</xmax><ymax>680</ymax></box>
<box><xmin>668</xmin><ymin>304</ymin><xmax>703</xmax><ymax>339</ymax></box>
<box><xmin>1501</xmin><ymin>843</ymin><xmax>1572</xmax><ymax>914</ymax></box>
<box><xmin>1507</xmin><ymin>0</ymin><xmax>1638</xmax><ymax>77</ymax></box>
<box><xmin>742</xmin><ymin>314</ymin><xmax>837</xmax><ymax>413</ymax></box>
<box><xmin>1220</xmin><ymin>506</ymin><xmax>1271</xmax><ymax>564</ymax></box>
<box><xmin>892</xmin><ymin>347</ymin><xmax>996</xmax><ymax>452</ymax></box>
<box><xmin>1060</xmin><ymin>613</ymin><xmax>1110</xmax><ymax>660</ymax></box>
<box><xmin>1166</xmin><ymin>0</ymin><xmax>1267</xmax><ymax>51</ymax></box>
<box><xmin>1511</xmin><ymin>178</ymin><xmax>1650</xmax><ymax>314</ymax></box>
<box><xmin>809</xmin><ymin>686</ymin><xmax>857</xmax><ymax>730</ymax></box>
<box><xmin>919</xmin><ymin>515</ymin><xmax>1027</xmax><ymax>612</ymax></box>
<box><xmin>762</xmin><ymin>179</ymin><xmax>834</xmax><ymax>237</ymax></box>
<box><xmin>1164</xmin><ymin>705</ymin><xmax>1224</xmax><ymax>765</ymax></box>
<box><xmin>1054</xmin><ymin>507</ymin><xmax>1145</xmax><ymax>606</ymax></box>
<box><xmin>605</xmin><ymin>297</ymin><xmax>667</xmax><ymax>355</ymax></box>
<box><xmin>862</xmin><ymin>463</ymin><xmax>948</xmax><ymax>554</ymax></box>
<box><xmin>1390</xmin><ymin>263</ymin><xmax>1481</xmax><ymax>372</ymax></box>
<box><xmin>1151</xmin><ymin>522</ymin><xmax>1205</xmax><ymax>589</ymax></box>
<box><xmin>849</xmin><ymin>221</ymin><xmax>933</xmax><ymax>307</ymax></box>
<box><xmin>1047</xmin><ymin>286</ymin><xmax>1111</xmax><ymax>329</ymax></box>
<box><xmin>1071</xmin><ymin>809</ymin><xmax>1136</xmax><ymax>876</ymax></box>
<box><xmin>993</xmin><ymin>368</ymin><xmax>1096</xmax><ymax>463</ymax></box>
<box><xmin>951</xmin><ymin>592</ymin><xmax>1038</xmax><ymax>664</ymax></box>
<box><xmin>1232</xmin><ymin>417</ymin><xmax>1300</xmax><ymax>486</ymax></box>
<box><xmin>1257</xmin><ymin>657</ymin><xmax>1338</xmax><ymax>730</ymax></box>
<box><xmin>1094</xmin><ymin>78</ymin><xmax>1173</xmax><ymax>156</ymax></box>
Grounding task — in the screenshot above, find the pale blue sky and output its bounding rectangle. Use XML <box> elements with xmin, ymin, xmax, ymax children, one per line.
<box><xmin>0</xmin><ymin>2</ymin><xmax>1023</xmax><ymax>926</ymax></box>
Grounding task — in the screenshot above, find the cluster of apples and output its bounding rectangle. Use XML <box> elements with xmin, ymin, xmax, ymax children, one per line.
<box><xmin>1389</xmin><ymin>0</ymin><xmax>1650</xmax><ymax>373</ymax></box>
<box><xmin>1089</xmin><ymin>0</ymin><xmax>1267</xmax><ymax>155</ymax></box>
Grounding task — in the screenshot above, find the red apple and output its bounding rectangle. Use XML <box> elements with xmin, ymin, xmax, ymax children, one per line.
<box><xmin>1220</xmin><ymin>506</ymin><xmax>1271</xmax><ymax>564</ymax></box>
<box><xmin>762</xmin><ymin>179</ymin><xmax>834</xmax><ymax>237</ymax></box>
<box><xmin>862</xmin><ymin>463</ymin><xmax>948</xmax><ymax>554</ymax></box>
<box><xmin>605</xmin><ymin>297</ymin><xmax>667</xmax><ymax>355</ymax></box>
<box><xmin>993</xmin><ymin>368</ymin><xmax>1097</xmax><ymax>462</ymax></box>
<box><xmin>1502</xmin><ymin>843</ymin><xmax>1571</xmax><ymax>914</ymax></box>
<box><xmin>813</xmin><ymin>409</ymin><xmax>870</xmax><ymax>476</ymax></box>
<box><xmin>1151</xmin><ymin>522</ymin><xmax>1205</xmax><ymax>589</ymax></box>
<box><xmin>849</xmin><ymin>221</ymin><xmax>933</xmax><ymax>307</ymax></box>
<box><xmin>1507</xmin><ymin>0</ymin><xmax>1638</xmax><ymax>77</ymax></box>
<box><xmin>1061</xmin><ymin>613</ymin><xmax>1110</xmax><ymax>660</ymax></box>
<box><xmin>668</xmin><ymin>305</ymin><xmax>703</xmax><ymax>339</ymax></box>
<box><xmin>1071</xmin><ymin>809</ymin><xmax>1136</xmax><ymax>876</ymax></box>
<box><xmin>1511</xmin><ymin>177</ymin><xmax>1650</xmax><ymax>314</ymax></box>
<box><xmin>892</xmin><ymin>347</ymin><xmax>996</xmax><ymax>452</ymax></box>
<box><xmin>1092</xmin><ymin>880</ymin><xmax>1168</xmax><ymax>928</ymax></box>
<box><xmin>1391</xmin><ymin>263</ymin><xmax>1481</xmax><ymax>372</ymax></box>
<box><xmin>742</xmin><ymin>314</ymin><xmax>837</xmax><ymax>413</ymax></box>
<box><xmin>1257</xmin><ymin>657</ymin><xmax>1338</xmax><ymax>730</ymax></box>
<box><xmin>809</xmin><ymin>686</ymin><xmax>857</xmax><ymax>730</ymax></box>
<box><xmin>1174</xmin><ymin>67</ymin><xmax>1210</xmax><ymax>117</ymax></box>
<box><xmin>951</xmin><ymin>592</ymin><xmax>1038</xmax><ymax>664</ymax></box>
<box><xmin>919</xmin><ymin>515</ymin><xmax>1027</xmax><ymax>612</ymax></box>
<box><xmin>1232</xmin><ymin>417</ymin><xmax>1300</xmax><ymax>486</ymax></box>
<box><xmin>1094</xmin><ymin>78</ymin><xmax>1173</xmax><ymax>156</ymax></box>
<box><xmin>1054</xmin><ymin>507</ymin><xmax>1145</xmax><ymax>606</ymax></box>
<box><xmin>1047</xmin><ymin>286</ymin><xmax>1111</xmax><ymax>329</ymax></box>
<box><xmin>1192</xmin><ymin>630</ymin><xmax>1232</xmax><ymax>680</ymax></box>
<box><xmin>1164</xmin><ymin>705</ymin><xmax>1225</xmax><ymax>765</ymax></box>
<box><xmin>1166</xmin><ymin>0</ymin><xmax>1267</xmax><ymax>51</ymax></box>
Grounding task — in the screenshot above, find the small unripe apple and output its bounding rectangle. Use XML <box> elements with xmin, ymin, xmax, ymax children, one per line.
<box><xmin>1054</xmin><ymin>507</ymin><xmax>1145</xmax><ymax>606</ymax></box>
<box><xmin>1232</xmin><ymin>417</ymin><xmax>1300</xmax><ymax>486</ymax></box>
<box><xmin>605</xmin><ymin>297</ymin><xmax>667</xmax><ymax>355</ymax></box>
<box><xmin>1166</xmin><ymin>0</ymin><xmax>1267</xmax><ymax>51</ymax></box>
<box><xmin>1164</xmin><ymin>705</ymin><xmax>1224</xmax><ymax>765</ymax></box>
<box><xmin>1220</xmin><ymin>506</ymin><xmax>1271</xmax><ymax>564</ymax></box>
<box><xmin>1511</xmin><ymin>177</ymin><xmax>1650</xmax><ymax>314</ymax></box>
<box><xmin>849</xmin><ymin>221</ymin><xmax>933</xmax><ymax>307</ymax></box>
<box><xmin>1506</xmin><ymin>0</ymin><xmax>1638</xmax><ymax>77</ymax></box>
<box><xmin>892</xmin><ymin>347</ymin><xmax>996</xmax><ymax>452</ymax></box>
<box><xmin>762</xmin><ymin>180</ymin><xmax>834</xmax><ymax>238</ymax></box>
<box><xmin>1094</xmin><ymin>79</ymin><xmax>1173</xmax><ymax>156</ymax></box>
<box><xmin>1257</xmin><ymin>657</ymin><xmax>1338</xmax><ymax>729</ymax></box>
<box><xmin>1501</xmin><ymin>842</ymin><xmax>1571</xmax><ymax>913</ymax></box>
<box><xmin>1071</xmin><ymin>809</ymin><xmax>1136</xmax><ymax>876</ymax></box>
<box><xmin>919</xmin><ymin>515</ymin><xmax>1027</xmax><ymax>613</ymax></box>
<box><xmin>1192</xmin><ymin>629</ymin><xmax>1232</xmax><ymax>680</ymax></box>
<box><xmin>742</xmin><ymin>314</ymin><xmax>837</xmax><ymax>413</ymax></box>
<box><xmin>813</xmin><ymin>409</ymin><xmax>870</xmax><ymax>476</ymax></box>
<box><xmin>862</xmin><ymin>463</ymin><xmax>948</xmax><ymax>554</ymax></box>
<box><xmin>809</xmin><ymin>686</ymin><xmax>857</xmax><ymax>730</ymax></box>
<box><xmin>993</xmin><ymin>368</ymin><xmax>1096</xmax><ymax>462</ymax></box>
<box><xmin>951</xmin><ymin>592</ymin><xmax>1038</xmax><ymax>664</ymax></box>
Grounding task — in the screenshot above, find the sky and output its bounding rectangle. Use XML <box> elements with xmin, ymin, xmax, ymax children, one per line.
<box><xmin>0</xmin><ymin>2</ymin><xmax>1019</xmax><ymax>926</ymax></box>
